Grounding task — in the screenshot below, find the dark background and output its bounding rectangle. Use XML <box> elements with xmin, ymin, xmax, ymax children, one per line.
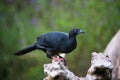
<box><xmin>0</xmin><ymin>0</ymin><xmax>120</xmax><ymax>80</ymax></box>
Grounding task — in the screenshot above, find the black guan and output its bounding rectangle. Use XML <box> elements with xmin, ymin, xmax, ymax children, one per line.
<box><xmin>15</xmin><ymin>28</ymin><xmax>84</xmax><ymax>58</ymax></box>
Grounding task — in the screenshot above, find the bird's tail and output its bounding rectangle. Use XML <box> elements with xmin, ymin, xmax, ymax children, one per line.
<box><xmin>15</xmin><ymin>44</ymin><xmax>37</xmax><ymax>55</ymax></box>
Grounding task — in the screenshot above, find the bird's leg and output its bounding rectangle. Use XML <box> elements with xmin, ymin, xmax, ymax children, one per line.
<box><xmin>46</xmin><ymin>50</ymin><xmax>56</xmax><ymax>59</ymax></box>
<box><xmin>51</xmin><ymin>55</ymin><xmax>66</xmax><ymax>66</ymax></box>
<box><xmin>52</xmin><ymin>55</ymin><xmax>66</xmax><ymax>66</ymax></box>
<box><xmin>57</xmin><ymin>55</ymin><xmax>66</xmax><ymax>66</ymax></box>
<box><xmin>52</xmin><ymin>55</ymin><xmax>64</xmax><ymax>62</ymax></box>
<box><xmin>46</xmin><ymin>51</ymin><xmax>66</xmax><ymax>65</ymax></box>
<box><xmin>46</xmin><ymin>53</ymin><xmax>52</xmax><ymax>59</ymax></box>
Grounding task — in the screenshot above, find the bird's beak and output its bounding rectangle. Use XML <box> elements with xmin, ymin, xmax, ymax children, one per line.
<box><xmin>78</xmin><ymin>29</ymin><xmax>85</xmax><ymax>34</ymax></box>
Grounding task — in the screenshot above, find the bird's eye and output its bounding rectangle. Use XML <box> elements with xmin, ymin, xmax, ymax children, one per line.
<box><xmin>74</xmin><ymin>29</ymin><xmax>77</xmax><ymax>32</ymax></box>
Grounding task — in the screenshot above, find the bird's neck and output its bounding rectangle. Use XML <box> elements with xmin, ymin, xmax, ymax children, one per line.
<box><xmin>68</xmin><ymin>36</ymin><xmax>76</xmax><ymax>44</ymax></box>
<box><xmin>69</xmin><ymin>35</ymin><xmax>76</xmax><ymax>39</ymax></box>
<box><xmin>63</xmin><ymin>36</ymin><xmax>77</xmax><ymax>51</ymax></box>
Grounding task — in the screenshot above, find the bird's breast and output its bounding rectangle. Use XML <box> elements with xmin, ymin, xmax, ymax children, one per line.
<box><xmin>60</xmin><ymin>40</ymin><xmax>77</xmax><ymax>53</ymax></box>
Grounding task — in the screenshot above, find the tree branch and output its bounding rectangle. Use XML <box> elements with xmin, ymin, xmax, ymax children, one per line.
<box><xmin>104</xmin><ymin>29</ymin><xmax>120</xmax><ymax>80</ymax></box>
<box><xmin>43</xmin><ymin>52</ymin><xmax>113</xmax><ymax>80</ymax></box>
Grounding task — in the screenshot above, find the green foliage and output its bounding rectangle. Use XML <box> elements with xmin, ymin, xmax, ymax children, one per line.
<box><xmin>0</xmin><ymin>0</ymin><xmax>120</xmax><ymax>79</ymax></box>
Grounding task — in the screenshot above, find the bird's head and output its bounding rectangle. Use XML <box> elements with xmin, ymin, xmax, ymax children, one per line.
<box><xmin>69</xmin><ymin>28</ymin><xmax>85</xmax><ymax>38</ymax></box>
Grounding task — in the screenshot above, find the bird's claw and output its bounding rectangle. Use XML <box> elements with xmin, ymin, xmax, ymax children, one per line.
<box><xmin>52</xmin><ymin>56</ymin><xmax>66</xmax><ymax>66</ymax></box>
<box><xmin>52</xmin><ymin>57</ymin><xmax>64</xmax><ymax>62</ymax></box>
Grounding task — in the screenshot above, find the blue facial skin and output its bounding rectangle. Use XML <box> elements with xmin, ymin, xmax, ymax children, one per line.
<box><xmin>78</xmin><ymin>29</ymin><xmax>85</xmax><ymax>34</ymax></box>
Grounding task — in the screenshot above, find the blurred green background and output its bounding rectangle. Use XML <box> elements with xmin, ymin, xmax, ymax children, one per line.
<box><xmin>0</xmin><ymin>0</ymin><xmax>120</xmax><ymax>80</ymax></box>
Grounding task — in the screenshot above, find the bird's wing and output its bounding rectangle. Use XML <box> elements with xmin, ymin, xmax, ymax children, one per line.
<box><xmin>36</xmin><ymin>32</ymin><xmax>68</xmax><ymax>51</ymax></box>
<box><xmin>36</xmin><ymin>44</ymin><xmax>54</xmax><ymax>51</ymax></box>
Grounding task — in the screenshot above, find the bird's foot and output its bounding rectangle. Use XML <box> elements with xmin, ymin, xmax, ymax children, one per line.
<box><xmin>52</xmin><ymin>56</ymin><xmax>64</xmax><ymax>62</ymax></box>
<box><xmin>52</xmin><ymin>56</ymin><xmax>66</xmax><ymax>66</ymax></box>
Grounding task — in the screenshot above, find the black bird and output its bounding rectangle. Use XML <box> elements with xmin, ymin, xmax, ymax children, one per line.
<box><xmin>15</xmin><ymin>28</ymin><xmax>84</xmax><ymax>59</ymax></box>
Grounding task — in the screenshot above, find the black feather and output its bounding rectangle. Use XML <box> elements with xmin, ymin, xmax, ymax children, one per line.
<box><xmin>14</xmin><ymin>28</ymin><xmax>84</xmax><ymax>58</ymax></box>
<box><xmin>15</xmin><ymin>44</ymin><xmax>36</xmax><ymax>55</ymax></box>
